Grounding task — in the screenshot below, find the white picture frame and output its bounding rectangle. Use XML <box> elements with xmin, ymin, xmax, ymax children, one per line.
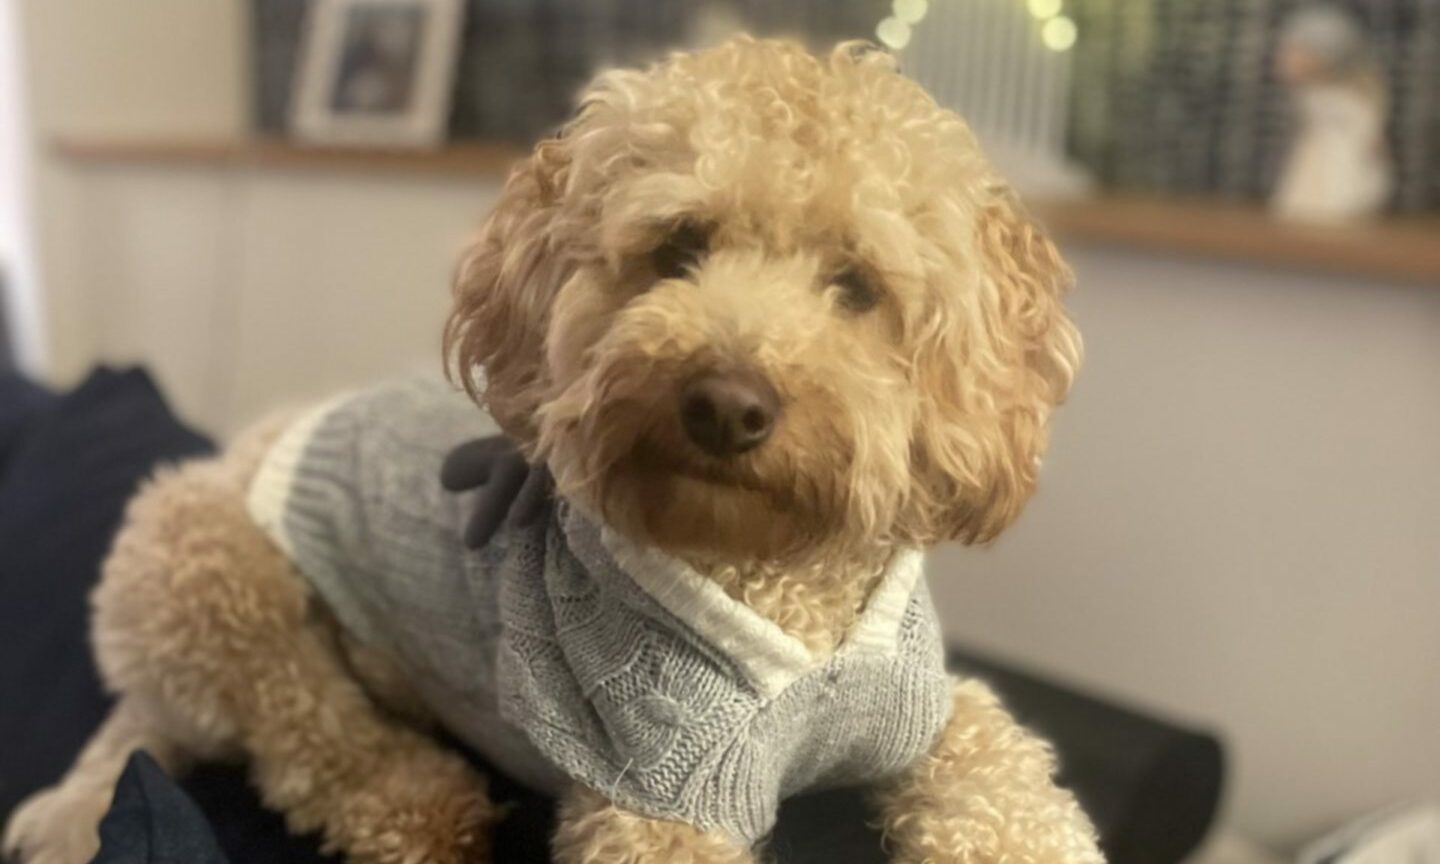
<box><xmin>290</xmin><ymin>0</ymin><xmax>464</xmax><ymax>149</ymax></box>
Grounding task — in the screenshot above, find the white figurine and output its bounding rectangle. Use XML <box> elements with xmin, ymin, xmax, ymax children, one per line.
<box><xmin>1272</xmin><ymin>5</ymin><xmax>1392</xmax><ymax>223</ymax></box>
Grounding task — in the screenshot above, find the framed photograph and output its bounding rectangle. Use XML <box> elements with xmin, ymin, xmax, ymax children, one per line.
<box><xmin>290</xmin><ymin>0</ymin><xmax>464</xmax><ymax>148</ymax></box>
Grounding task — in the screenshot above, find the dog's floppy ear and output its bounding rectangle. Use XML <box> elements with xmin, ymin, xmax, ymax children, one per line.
<box><xmin>906</xmin><ymin>184</ymin><xmax>1081</xmax><ymax>545</ymax></box>
<box><xmin>445</xmin><ymin>137</ymin><xmax>573</xmax><ymax>444</ymax></box>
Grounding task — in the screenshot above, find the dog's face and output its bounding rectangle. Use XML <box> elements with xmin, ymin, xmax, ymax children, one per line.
<box><xmin>447</xmin><ymin>38</ymin><xmax>1079</xmax><ymax>564</ymax></box>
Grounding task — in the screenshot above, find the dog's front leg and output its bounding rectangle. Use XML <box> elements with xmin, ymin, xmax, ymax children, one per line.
<box><xmin>553</xmin><ymin>786</ymin><xmax>753</xmax><ymax>864</ymax></box>
<box><xmin>871</xmin><ymin>677</ymin><xmax>1104</xmax><ymax>864</ymax></box>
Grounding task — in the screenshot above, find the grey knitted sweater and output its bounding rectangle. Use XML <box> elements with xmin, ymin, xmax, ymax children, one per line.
<box><xmin>246</xmin><ymin>379</ymin><xmax>953</xmax><ymax>842</ymax></box>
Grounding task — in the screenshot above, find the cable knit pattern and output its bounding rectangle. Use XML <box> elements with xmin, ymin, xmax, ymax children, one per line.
<box><xmin>246</xmin><ymin>378</ymin><xmax>954</xmax><ymax>843</ymax></box>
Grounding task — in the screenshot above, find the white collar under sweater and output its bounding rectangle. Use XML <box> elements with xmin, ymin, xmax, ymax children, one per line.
<box><xmin>592</xmin><ymin>521</ymin><xmax>926</xmax><ymax>698</ymax></box>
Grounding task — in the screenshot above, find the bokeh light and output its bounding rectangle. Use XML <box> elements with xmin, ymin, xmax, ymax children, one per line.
<box><xmin>876</xmin><ymin>16</ymin><xmax>912</xmax><ymax>50</ymax></box>
<box><xmin>893</xmin><ymin>0</ymin><xmax>929</xmax><ymax>25</ymax></box>
<box><xmin>1027</xmin><ymin>0</ymin><xmax>1063</xmax><ymax>21</ymax></box>
<box><xmin>1042</xmin><ymin>15</ymin><xmax>1077</xmax><ymax>51</ymax></box>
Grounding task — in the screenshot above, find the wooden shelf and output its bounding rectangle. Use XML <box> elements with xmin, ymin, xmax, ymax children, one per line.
<box><xmin>53</xmin><ymin>136</ymin><xmax>526</xmax><ymax>178</ymax></box>
<box><xmin>52</xmin><ymin>137</ymin><xmax>1440</xmax><ymax>284</ymax></box>
<box><xmin>1037</xmin><ymin>196</ymin><xmax>1440</xmax><ymax>285</ymax></box>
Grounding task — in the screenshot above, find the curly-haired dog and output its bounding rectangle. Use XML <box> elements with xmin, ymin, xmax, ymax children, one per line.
<box><xmin>5</xmin><ymin>38</ymin><xmax>1099</xmax><ymax>864</ymax></box>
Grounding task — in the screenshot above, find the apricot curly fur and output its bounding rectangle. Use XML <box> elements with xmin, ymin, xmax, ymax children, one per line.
<box><xmin>553</xmin><ymin>787</ymin><xmax>755</xmax><ymax>864</ymax></box>
<box><xmin>8</xmin><ymin>37</ymin><xmax>1097</xmax><ymax>864</ymax></box>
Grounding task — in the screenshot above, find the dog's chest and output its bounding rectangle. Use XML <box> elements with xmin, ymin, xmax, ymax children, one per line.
<box><xmin>490</xmin><ymin>509</ymin><xmax>954</xmax><ymax>842</ymax></box>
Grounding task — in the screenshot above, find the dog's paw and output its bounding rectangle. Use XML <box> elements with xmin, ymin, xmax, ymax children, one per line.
<box><xmin>342</xmin><ymin>791</ymin><xmax>496</xmax><ymax>864</ymax></box>
<box><xmin>333</xmin><ymin>750</ymin><xmax>500</xmax><ymax>864</ymax></box>
<box><xmin>553</xmin><ymin>787</ymin><xmax>754</xmax><ymax>864</ymax></box>
<box><xmin>2</xmin><ymin>782</ymin><xmax>110</xmax><ymax>864</ymax></box>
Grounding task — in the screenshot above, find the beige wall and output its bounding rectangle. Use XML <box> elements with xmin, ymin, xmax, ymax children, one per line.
<box><xmin>934</xmin><ymin>247</ymin><xmax>1440</xmax><ymax>850</ymax></box>
<box><xmin>21</xmin><ymin>0</ymin><xmax>246</xmax><ymax>138</ymax></box>
<box><xmin>25</xmin><ymin>162</ymin><xmax>499</xmax><ymax>431</ymax></box>
<box><xmin>18</xmin><ymin>0</ymin><xmax>247</xmax><ymax>384</ymax></box>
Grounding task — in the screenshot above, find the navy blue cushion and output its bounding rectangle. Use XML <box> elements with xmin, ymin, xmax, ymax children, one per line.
<box><xmin>0</xmin><ymin>368</ymin><xmax>211</xmax><ymax>821</ymax></box>
<box><xmin>0</xmin><ymin>374</ymin><xmax>57</xmax><ymax>475</ymax></box>
<box><xmin>93</xmin><ymin>752</ymin><xmax>229</xmax><ymax>864</ymax></box>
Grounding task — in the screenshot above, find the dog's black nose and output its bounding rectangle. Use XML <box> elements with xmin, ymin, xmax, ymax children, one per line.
<box><xmin>680</xmin><ymin>370</ymin><xmax>781</xmax><ymax>457</ymax></box>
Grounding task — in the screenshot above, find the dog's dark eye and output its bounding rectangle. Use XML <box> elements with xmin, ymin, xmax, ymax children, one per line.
<box><xmin>833</xmin><ymin>265</ymin><xmax>880</xmax><ymax>313</ymax></box>
<box><xmin>652</xmin><ymin>222</ymin><xmax>710</xmax><ymax>280</ymax></box>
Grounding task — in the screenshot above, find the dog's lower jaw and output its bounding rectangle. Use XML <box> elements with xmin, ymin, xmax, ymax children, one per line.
<box><xmin>571</xmin><ymin>450</ymin><xmax>896</xmax><ymax>655</ymax></box>
<box><xmin>589</xmin><ymin>468</ymin><xmax>819</xmax><ymax>565</ymax></box>
<box><xmin>576</xmin><ymin>471</ymin><xmax>894</xmax><ymax>654</ymax></box>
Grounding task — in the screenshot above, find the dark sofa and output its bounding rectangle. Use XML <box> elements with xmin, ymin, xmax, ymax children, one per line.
<box><xmin>0</xmin><ymin>368</ymin><xmax>1223</xmax><ymax>864</ymax></box>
